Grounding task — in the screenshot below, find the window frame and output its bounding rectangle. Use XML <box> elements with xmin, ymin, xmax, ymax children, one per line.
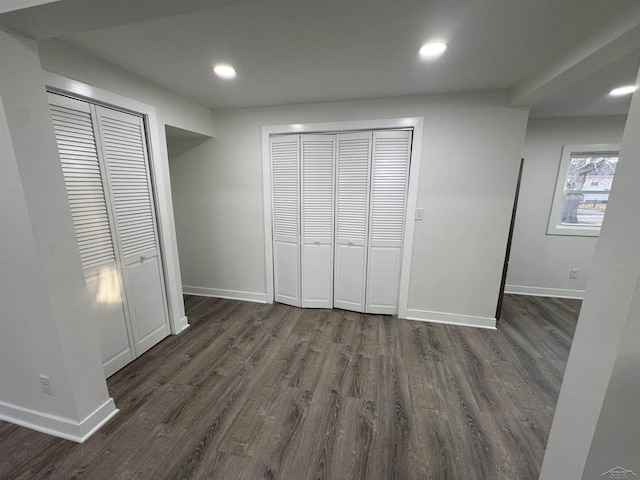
<box><xmin>547</xmin><ymin>143</ymin><xmax>620</xmax><ymax>237</ymax></box>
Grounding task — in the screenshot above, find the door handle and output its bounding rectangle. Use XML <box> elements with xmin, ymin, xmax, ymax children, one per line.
<box><xmin>140</xmin><ymin>255</ymin><xmax>146</xmax><ymax>263</ymax></box>
<box><xmin>348</xmin><ymin>240</ymin><xmax>354</xmax><ymax>246</ymax></box>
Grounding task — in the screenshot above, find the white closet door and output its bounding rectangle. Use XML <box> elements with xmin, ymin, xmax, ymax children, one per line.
<box><xmin>271</xmin><ymin>135</ymin><xmax>301</xmax><ymax>307</ymax></box>
<box><xmin>366</xmin><ymin>130</ymin><xmax>412</xmax><ymax>314</ymax></box>
<box><xmin>95</xmin><ymin>106</ymin><xmax>169</xmax><ymax>356</ymax></box>
<box><xmin>48</xmin><ymin>93</ymin><xmax>134</xmax><ymax>377</ymax></box>
<box><xmin>334</xmin><ymin>132</ymin><xmax>371</xmax><ymax>312</ymax></box>
<box><xmin>301</xmin><ymin>134</ymin><xmax>335</xmax><ymax>308</ymax></box>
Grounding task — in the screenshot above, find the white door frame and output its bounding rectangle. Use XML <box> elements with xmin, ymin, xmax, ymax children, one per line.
<box><xmin>43</xmin><ymin>71</ymin><xmax>188</xmax><ymax>335</ymax></box>
<box><xmin>262</xmin><ymin>117</ymin><xmax>424</xmax><ymax>319</ymax></box>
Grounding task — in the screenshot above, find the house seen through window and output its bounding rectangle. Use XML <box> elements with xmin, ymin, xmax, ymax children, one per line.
<box><xmin>548</xmin><ymin>144</ymin><xmax>620</xmax><ymax>236</ymax></box>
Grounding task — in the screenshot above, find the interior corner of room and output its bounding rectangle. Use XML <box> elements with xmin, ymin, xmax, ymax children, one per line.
<box><xmin>1</xmin><ymin>1</ymin><xmax>640</xmax><ymax>478</ymax></box>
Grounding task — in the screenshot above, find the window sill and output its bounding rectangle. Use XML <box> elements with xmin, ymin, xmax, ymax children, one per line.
<box><xmin>547</xmin><ymin>224</ymin><xmax>600</xmax><ymax>237</ymax></box>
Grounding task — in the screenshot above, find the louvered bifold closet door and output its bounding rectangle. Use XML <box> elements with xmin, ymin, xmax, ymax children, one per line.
<box><xmin>301</xmin><ymin>134</ymin><xmax>335</xmax><ymax>308</ymax></box>
<box><xmin>95</xmin><ymin>105</ymin><xmax>169</xmax><ymax>356</ymax></box>
<box><xmin>48</xmin><ymin>93</ymin><xmax>134</xmax><ymax>377</ymax></box>
<box><xmin>366</xmin><ymin>130</ymin><xmax>412</xmax><ymax>314</ymax></box>
<box><xmin>271</xmin><ymin>135</ymin><xmax>301</xmax><ymax>307</ymax></box>
<box><xmin>334</xmin><ymin>132</ymin><xmax>372</xmax><ymax>312</ymax></box>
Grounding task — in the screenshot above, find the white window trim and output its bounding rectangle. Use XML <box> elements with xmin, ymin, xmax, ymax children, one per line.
<box><xmin>547</xmin><ymin>143</ymin><xmax>620</xmax><ymax>237</ymax></box>
<box><xmin>261</xmin><ymin>117</ymin><xmax>424</xmax><ymax>319</ymax></box>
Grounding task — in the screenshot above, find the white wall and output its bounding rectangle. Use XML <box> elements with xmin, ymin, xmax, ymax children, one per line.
<box><xmin>582</xmin><ymin>279</ymin><xmax>640</xmax><ymax>477</ymax></box>
<box><xmin>506</xmin><ymin>116</ymin><xmax>626</xmax><ymax>299</ymax></box>
<box><xmin>539</xmin><ymin>65</ymin><xmax>640</xmax><ymax>480</ymax></box>
<box><xmin>170</xmin><ymin>92</ymin><xmax>529</xmax><ymax>324</ymax></box>
<box><xmin>0</xmin><ymin>95</ymin><xmax>79</xmax><ymax>420</ymax></box>
<box><xmin>0</xmin><ymin>28</ymin><xmax>115</xmax><ymax>441</ymax></box>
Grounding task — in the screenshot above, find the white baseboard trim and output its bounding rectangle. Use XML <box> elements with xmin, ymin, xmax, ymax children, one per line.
<box><xmin>505</xmin><ymin>285</ymin><xmax>585</xmax><ymax>299</ymax></box>
<box><xmin>0</xmin><ymin>397</ymin><xmax>118</xmax><ymax>443</ymax></box>
<box><xmin>103</xmin><ymin>349</ymin><xmax>134</xmax><ymax>378</ymax></box>
<box><xmin>174</xmin><ymin>315</ymin><xmax>190</xmax><ymax>334</ymax></box>
<box><xmin>183</xmin><ymin>286</ymin><xmax>267</xmax><ymax>304</ymax></box>
<box><xmin>405</xmin><ymin>309</ymin><xmax>497</xmax><ymax>329</ymax></box>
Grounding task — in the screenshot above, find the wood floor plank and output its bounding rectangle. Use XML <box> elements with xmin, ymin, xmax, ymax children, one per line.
<box><xmin>0</xmin><ymin>294</ymin><xmax>579</xmax><ymax>479</ymax></box>
<box><xmin>243</xmin><ymin>386</ymin><xmax>313</xmax><ymax>480</ymax></box>
<box><xmin>329</xmin><ymin>396</ymin><xmax>377</xmax><ymax>480</ymax></box>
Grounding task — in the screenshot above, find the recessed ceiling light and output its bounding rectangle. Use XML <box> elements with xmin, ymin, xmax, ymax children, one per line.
<box><xmin>609</xmin><ymin>85</ymin><xmax>637</xmax><ymax>96</ymax></box>
<box><xmin>419</xmin><ymin>42</ymin><xmax>447</xmax><ymax>59</ymax></box>
<box><xmin>213</xmin><ymin>64</ymin><xmax>236</xmax><ymax>79</ymax></box>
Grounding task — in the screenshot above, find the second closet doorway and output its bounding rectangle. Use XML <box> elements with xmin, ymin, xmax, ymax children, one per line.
<box><xmin>271</xmin><ymin>128</ymin><xmax>412</xmax><ymax>315</ymax></box>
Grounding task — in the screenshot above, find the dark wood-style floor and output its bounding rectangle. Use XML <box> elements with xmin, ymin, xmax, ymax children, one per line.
<box><xmin>0</xmin><ymin>294</ymin><xmax>579</xmax><ymax>480</ymax></box>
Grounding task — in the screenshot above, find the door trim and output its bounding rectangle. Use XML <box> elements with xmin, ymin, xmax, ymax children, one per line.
<box><xmin>261</xmin><ymin>117</ymin><xmax>424</xmax><ymax>319</ymax></box>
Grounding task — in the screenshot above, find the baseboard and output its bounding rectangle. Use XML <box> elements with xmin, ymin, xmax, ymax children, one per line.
<box><xmin>182</xmin><ymin>286</ymin><xmax>267</xmax><ymax>304</ymax></box>
<box><xmin>505</xmin><ymin>285</ymin><xmax>585</xmax><ymax>299</ymax></box>
<box><xmin>0</xmin><ymin>397</ymin><xmax>118</xmax><ymax>443</ymax></box>
<box><xmin>174</xmin><ymin>315</ymin><xmax>190</xmax><ymax>334</ymax></box>
<box><xmin>102</xmin><ymin>349</ymin><xmax>134</xmax><ymax>378</ymax></box>
<box><xmin>405</xmin><ymin>309</ymin><xmax>497</xmax><ymax>329</ymax></box>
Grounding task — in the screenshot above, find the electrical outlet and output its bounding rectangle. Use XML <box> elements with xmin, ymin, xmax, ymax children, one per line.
<box><xmin>415</xmin><ymin>208</ymin><xmax>424</xmax><ymax>221</ymax></box>
<box><xmin>39</xmin><ymin>375</ymin><xmax>52</xmax><ymax>395</ymax></box>
<box><xmin>569</xmin><ymin>268</ymin><xmax>580</xmax><ymax>279</ymax></box>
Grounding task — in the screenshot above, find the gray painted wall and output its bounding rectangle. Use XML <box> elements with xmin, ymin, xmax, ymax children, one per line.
<box><xmin>506</xmin><ymin>116</ymin><xmax>626</xmax><ymax>298</ymax></box>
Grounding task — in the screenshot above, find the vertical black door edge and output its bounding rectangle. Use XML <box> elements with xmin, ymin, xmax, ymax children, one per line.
<box><xmin>496</xmin><ymin>158</ymin><xmax>525</xmax><ymax>321</ymax></box>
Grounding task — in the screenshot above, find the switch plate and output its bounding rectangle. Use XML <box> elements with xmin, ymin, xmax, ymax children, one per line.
<box><xmin>415</xmin><ymin>208</ymin><xmax>424</xmax><ymax>221</ymax></box>
<box><xmin>569</xmin><ymin>268</ymin><xmax>579</xmax><ymax>279</ymax></box>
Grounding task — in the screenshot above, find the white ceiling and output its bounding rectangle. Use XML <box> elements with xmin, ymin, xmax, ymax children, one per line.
<box><xmin>2</xmin><ymin>0</ymin><xmax>639</xmax><ymax>114</ymax></box>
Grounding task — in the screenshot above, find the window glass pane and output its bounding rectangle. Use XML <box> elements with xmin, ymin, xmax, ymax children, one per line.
<box><xmin>560</xmin><ymin>153</ymin><xmax>618</xmax><ymax>226</ymax></box>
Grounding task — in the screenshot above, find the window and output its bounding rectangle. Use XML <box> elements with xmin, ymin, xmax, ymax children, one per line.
<box><xmin>547</xmin><ymin>144</ymin><xmax>619</xmax><ymax>236</ymax></box>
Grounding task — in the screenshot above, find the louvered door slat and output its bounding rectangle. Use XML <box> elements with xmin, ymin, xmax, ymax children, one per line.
<box><xmin>49</xmin><ymin>98</ymin><xmax>116</xmax><ymax>273</ymax></box>
<box><xmin>301</xmin><ymin>134</ymin><xmax>334</xmax><ymax>308</ymax></box>
<box><xmin>271</xmin><ymin>135</ymin><xmax>301</xmax><ymax>307</ymax></box>
<box><xmin>334</xmin><ymin>131</ymin><xmax>372</xmax><ymax>312</ymax></box>
<box><xmin>96</xmin><ymin>108</ymin><xmax>159</xmax><ymax>261</ymax></box>
<box><xmin>366</xmin><ymin>130</ymin><xmax>412</xmax><ymax>314</ymax></box>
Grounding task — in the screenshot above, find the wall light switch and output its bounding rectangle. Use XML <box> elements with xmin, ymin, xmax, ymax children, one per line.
<box><xmin>415</xmin><ymin>208</ymin><xmax>424</xmax><ymax>221</ymax></box>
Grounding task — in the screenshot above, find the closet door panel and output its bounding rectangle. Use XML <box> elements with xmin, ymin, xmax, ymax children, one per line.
<box><xmin>334</xmin><ymin>243</ymin><xmax>366</xmax><ymax>310</ymax></box>
<box><xmin>272</xmin><ymin>135</ymin><xmax>301</xmax><ymax>307</ymax></box>
<box><xmin>334</xmin><ymin>132</ymin><xmax>371</xmax><ymax>312</ymax></box>
<box><xmin>274</xmin><ymin>241</ymin><xmax>300</xmax><ymax>305</ymax></box>
<box><xmin>96</xmin><ymin>105</ymin><xmax>170</xmax><ymax>352</ymax></box>
<box><xmin>366</xmin><ymin>130</ymin><xmax>412</xmax><ymax>314</ymax></box>
<box><xmin>302</xmin><ymin>243</ymin><xmax>333</xmax><ymax>306</ymax></box>
<box><xmin>123</xmin><ymin>256</ymin><xmax>169</xmax><ymax>355</ymax></box>
<box><xmin>49</xmin><ymin>94</ymin><xmax>117</xmax><ymax>275</ymax></box>
<box><xmin>85</xmin><ymin>269</ymin><xmax>133</xmax><ymax>376</ymax></box>
<box><xmin>301</xmin><ymin>134</ymin><xmax>335</xmax><ymax>308</ymax></box>
<box><xmin>48</xmin><ymin>93</ymin><xmax>133</xmax><ymax>377</ymax></box>
<box><xmin>366</xmin><ymin>246</ymin><xmax>402</xmax><ymax>310</ymax></box>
